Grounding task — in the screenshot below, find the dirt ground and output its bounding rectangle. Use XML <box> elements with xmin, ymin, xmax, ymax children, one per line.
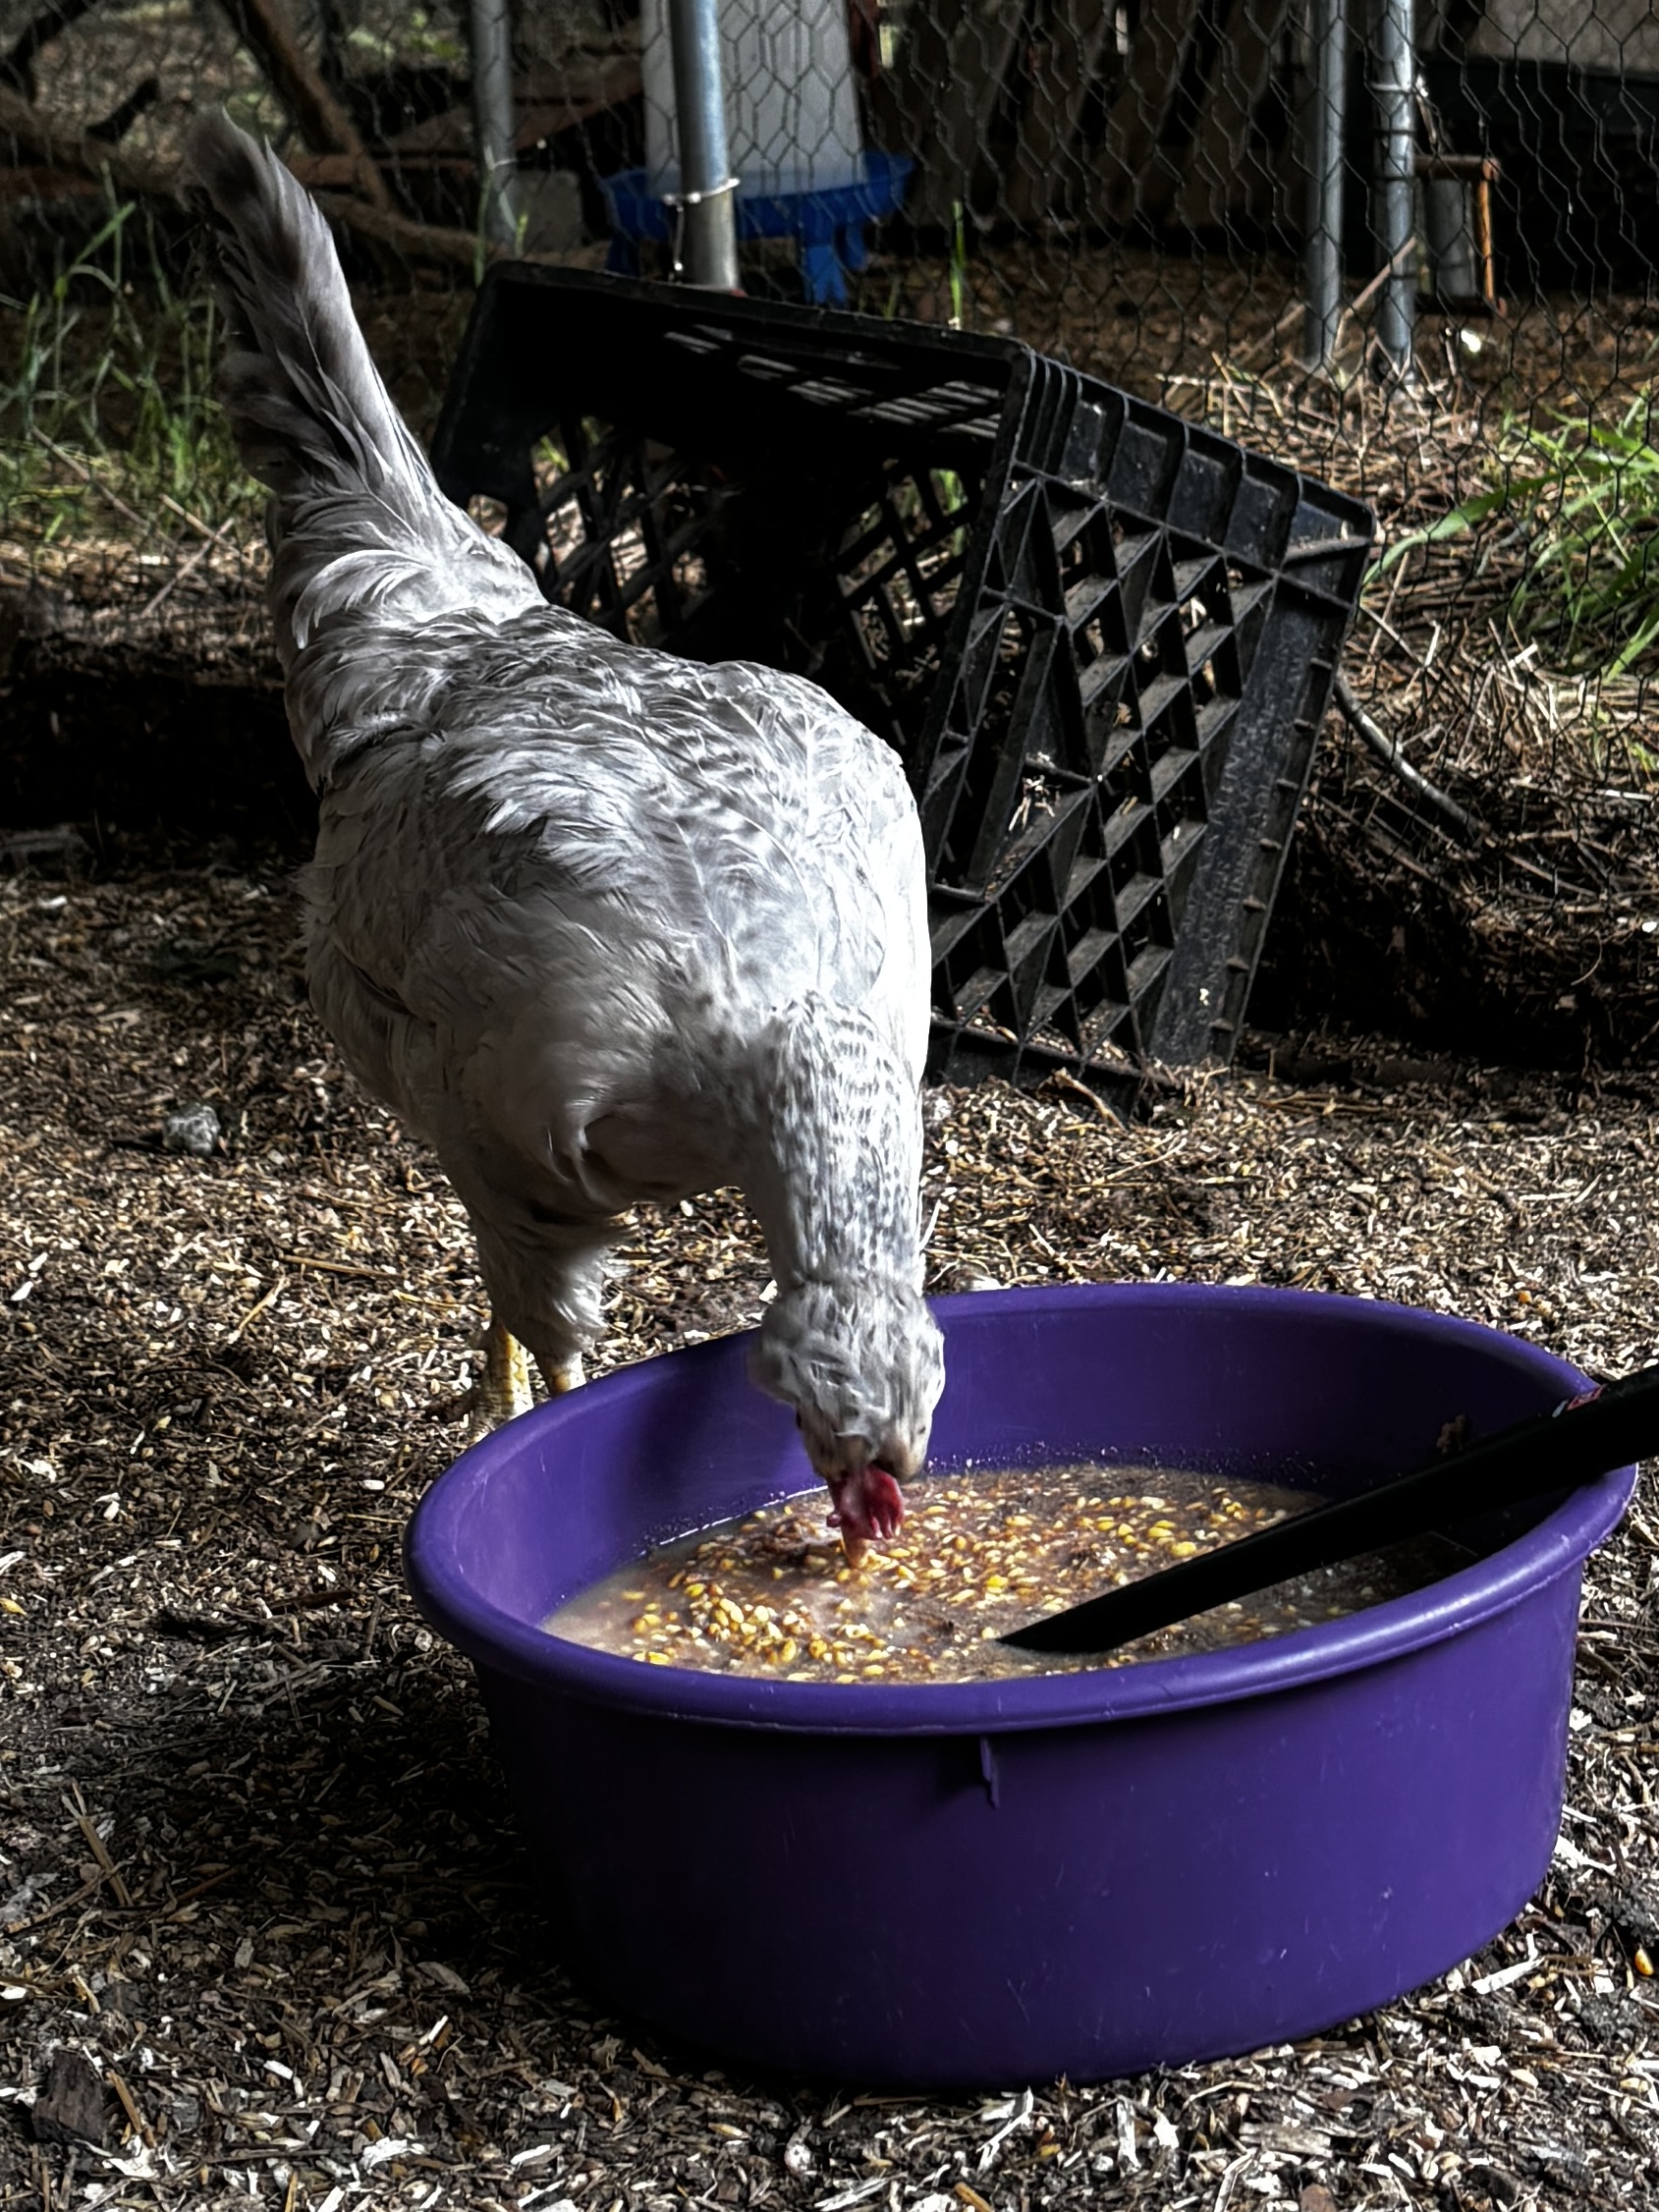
<box><xmin>1</xmin><ymin>824</ymin><xmax>1657</xmax><ymax>2212</ymax></box>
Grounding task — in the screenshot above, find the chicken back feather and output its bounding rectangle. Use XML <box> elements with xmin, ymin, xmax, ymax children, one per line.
<box><xmin>184</xmin><ymin>112</ymin><xmax>944</xmax><ymax>1552</ymax></box>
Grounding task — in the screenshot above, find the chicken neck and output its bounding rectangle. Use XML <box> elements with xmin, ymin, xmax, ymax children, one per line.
<box><xmin>740</xmin><ymin>997</ymin><xmax>944</xmax><ymax>1557</ymax></box>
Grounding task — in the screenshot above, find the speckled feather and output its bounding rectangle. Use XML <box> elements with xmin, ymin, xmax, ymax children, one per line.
<box><xmin>184</xmin><ymin>114</ymin><xmax>945</xmax><ymax>1527</ymax></box>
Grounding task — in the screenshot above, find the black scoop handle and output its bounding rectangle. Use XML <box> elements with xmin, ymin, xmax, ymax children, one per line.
<box><xmin>1000</xmin><ymin>1360</ymin><xmax>1659</xmax><ymax>1656</ymax></box>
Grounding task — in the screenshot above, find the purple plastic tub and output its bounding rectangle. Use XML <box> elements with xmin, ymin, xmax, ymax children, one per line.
<box><xmin>405</xmin><ymin>1284</ymin><xmax>1634</xmax><ymax>2086</ymax></box>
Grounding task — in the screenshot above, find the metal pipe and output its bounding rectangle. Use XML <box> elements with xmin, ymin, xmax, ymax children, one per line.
<box><xmin>1303</xmin><ymin>0</ymin><xmax>1348</xmax><ymax>370</ymax></box>
<box><xmin>469</xmin><ymin>0</ymin><xmax>521</xmax><ymax>253</ymax></box>
<box><xmin>1372</xmin><ymin>0</ymin><xmax>1416</xmax><ymax>375</ymax></box>
<box><xmin>666</xmin><ymin>0</ymin><xmax>740</xmax><ymax>290</ymax></box>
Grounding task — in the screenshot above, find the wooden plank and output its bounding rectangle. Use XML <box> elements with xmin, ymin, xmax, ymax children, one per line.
<box><xmin>890</xmin><ymin>0</ymin><xmax>1024</xmax><ymax>229</ymax></box>
<box><xmin>1175</xmin><ymin>0</ymin><xmax>1293</xmax><ymax>231</ymax></box>
<box><xmin>1008</xmin><ymin>0</ymin><xmax>1117</xmax><ymax>222</ymax></box>
<box><xmin>1091</xmin><ymin>0</ymin><xmax>1202</xmax><ymax>228</ymax></box>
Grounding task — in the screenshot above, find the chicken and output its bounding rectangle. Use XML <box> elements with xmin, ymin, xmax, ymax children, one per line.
<box><xmin>184</xmin><ymin>113</ymin><xmax>944</xmax><ymax>1558</ymax></box>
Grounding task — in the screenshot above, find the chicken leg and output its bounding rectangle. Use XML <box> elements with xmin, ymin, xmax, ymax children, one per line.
<box><xmin>470</xmin><ymin>1315</ymin><xmax>534</xmax><ymax>1442</ymax></box>
<box><xmin>469</xmin><ymin>1318</ymin><xmax>586</xmax><ymax>1443</ymax></box>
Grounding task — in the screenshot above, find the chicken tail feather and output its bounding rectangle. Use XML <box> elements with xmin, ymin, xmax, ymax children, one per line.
<box><xmin>184</xmin><ymin>111</ymin><xmax>429</xmax><ymax>519</ymax></box>
<box><xmin>183</xmin><ymin>110</ymin><xmax>533</xmax><ymax>665</ymax></box>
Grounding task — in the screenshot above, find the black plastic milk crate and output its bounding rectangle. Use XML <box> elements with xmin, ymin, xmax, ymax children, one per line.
<box><xmin>431</xmin><ymin>268</ymin><xmax>1373</xmax><ymax>1098</ymax></box>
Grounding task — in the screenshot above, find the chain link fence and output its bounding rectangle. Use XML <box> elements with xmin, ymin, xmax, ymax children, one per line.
<box><xmin>1</xmin><ymin>0</ymin><xmax>1656</xmax><ymax>1060</ymax></box>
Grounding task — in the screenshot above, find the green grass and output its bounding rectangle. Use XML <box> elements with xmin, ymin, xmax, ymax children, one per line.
<box><xmin>948</xmin><ymin>200</ymin><xmax>969</xmax><ymax>332</ymax></box>
<box><xmin>1381</xmin><ymin>389</ymin><xmax>1659</xmax><ymax>683</ymax></box>
<box><xmin>0</xmin><ymin>197</ymin><xmax>261</xmax><ymax>556</ymax></box>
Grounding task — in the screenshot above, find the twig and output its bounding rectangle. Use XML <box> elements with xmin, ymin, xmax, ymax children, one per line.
<box><xmin>34</xmin><ymin>436</ymin><xmax>154</xmax><ymax>540</ymax></box>
<box><xmin>0</xmin><ymin>1875</ymin><xmax>98</xmax><ymax>1936</ymax></box>
<box><xmin>1050</xmin><ymin>1067</ymin><xmax>1121</xmax><ymax>1124</ymax></box>
<box><xmin>65</xmin><ymin>1790</ymin><xmax>133</xmax><ymax>1908</ymax></box>
<box><xmin>1332</xmin><ymin>669</ymin><xmax>1487</xmax><ymax>845</ymax></box>
<box><xmin>280</xmin><ymin>1251</ymin><xmax>389</xmax><ymax>1280</ymax></box>
<box><xmin>1347</xmin><ymin>235</ymin><xmax>1420</xmax><ymax>322</ymax></box>
<box><xmin>34</xmin><ymin>439</ymin><xmax>256</xmax><ymax>615</ymax></box>
<box><xmin>165</xmin><ymin>1865</ymin><xmax>240</xmax><ymax>1910</ymax></box>
<box><xmin>106</xmin><ymin>2071</ymin><xmax>151</xmax><ymax>2145</ymax></box>
<box><xmin>1230</xmin><ymin>298</ymin><xmax>1307</xmax><ymax>372</ymax></box>
<box><xmin>137</xmin><ymin>514</ymin><xmax>246</xmax><ymax>620</ymax></box>
<box><xmin>227</xmin><ymin>1270</ymin><xmax>287</xmax><ymax>1342</ymax></box>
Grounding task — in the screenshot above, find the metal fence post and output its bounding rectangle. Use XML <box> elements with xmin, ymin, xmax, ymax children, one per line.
<box><xmin>1372</xmin><ymin>0</ymin><xmax>1416</xmax><ymax>375</ymax></box>
<box><xmin>1304</xmin><ymin>0</ymin><xmax>1347</xmax><ymax>371</ymax></box>
<box><xmin>469</xmin><ymin>0</ymin><xmax>521</xmax><ymax>252</ymax></box>
<box><xmin>666</xmin><ymin>0</ymin><xmax>741</xmax><ymax>290</ymax></box>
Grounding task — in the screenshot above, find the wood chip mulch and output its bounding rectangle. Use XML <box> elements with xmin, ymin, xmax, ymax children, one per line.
<box><xmin>2</xmin><ymin>837</ymin><xmax>1657</xmax><ymax>2212</ymax></box>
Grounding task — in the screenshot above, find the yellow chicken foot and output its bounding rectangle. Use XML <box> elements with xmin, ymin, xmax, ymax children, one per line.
<box><xmin>541</xmin><ymin>1354</ymin><xmax>586</xmax><ymax>1395</ymax></box>
<box><xmin>467</xmin><ymin>1316</ymin><xmax>536</xmax><ymax>1444</ymax></box>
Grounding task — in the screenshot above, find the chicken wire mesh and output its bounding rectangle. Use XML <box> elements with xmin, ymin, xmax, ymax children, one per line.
<box><xmin>0</xmin><ymin>0</ymin><xmax>1656</xmax><ymax>1063</ymax></box>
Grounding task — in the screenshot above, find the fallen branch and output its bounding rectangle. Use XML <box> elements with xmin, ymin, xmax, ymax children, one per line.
<box><xmin>0</xmin><ymin>79</ymin><xmax>171</xmax><ymax>198</ymax></box>
<box><xmin>286</xmin><ymin>148</ymin><xmax>395</xmax><ymax>194</ymax></box>
<box><xmin>1345</xmin><ymin>235</ymin><xmax>1419</xmax><ymax>322</ymax></box>
<box><xmin>211</xmin><ymin>0</ymin><xmax>394</xmax><ymax>212</ymax></box>
<box><xmin>1332</xmin><ymin>669</ymin><xmax>1487</xmax><ymax>846</ymax></box>
<box><xmin>0</xmin><ymin>83</ymin><xmax>504</xmax><ymax>274</ymax></box>
<box><xmin>311</xmin><ymin>187</ymin><xmax>494</xmax><ymax>272</ymax></box>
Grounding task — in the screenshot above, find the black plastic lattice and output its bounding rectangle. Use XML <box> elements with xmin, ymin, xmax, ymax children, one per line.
<box><xmin>432</xmin><ymin>270</ymin><xmax>1372</xmax><ymax>1098</ymax></box>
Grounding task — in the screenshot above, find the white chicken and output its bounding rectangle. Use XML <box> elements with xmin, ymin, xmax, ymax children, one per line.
<box><xmin>184</xmin><ymin>114</ymin><xmax>944</xmax><ymax>1559</ymax></box>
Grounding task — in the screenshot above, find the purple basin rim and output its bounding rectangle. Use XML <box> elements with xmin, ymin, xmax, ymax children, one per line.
<box><xmin>404</xmin><ymin>1283</ymin><xmax>1634</xmax><ymax>1738</ymax></box>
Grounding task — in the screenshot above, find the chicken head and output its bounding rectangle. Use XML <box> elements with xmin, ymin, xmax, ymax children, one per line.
<box><xmin>749</xmin><ymin>1274</ymin><xmax>945</xmax><ymax>1563</ymax></box>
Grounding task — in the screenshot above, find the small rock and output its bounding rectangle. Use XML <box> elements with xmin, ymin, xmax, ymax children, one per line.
<box><xmin>1467</xmin><ymin>2163</ymin><xmax>1521</xmax><ymax>2206</ymax></box>
<box><xmin>169</xmin><ymin>2090</ymin><xmax>201</xmax><ymax>2134</ymax></box>
<box><xmin>31</xmin><ymin>2047</ymin><xmax>109</xmax><ymax>2147</ymax></box>
<box><xmin>162</xmin><ymin>1102</ymin><xmax>222</xmax><ymax>1157</ymax></box>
